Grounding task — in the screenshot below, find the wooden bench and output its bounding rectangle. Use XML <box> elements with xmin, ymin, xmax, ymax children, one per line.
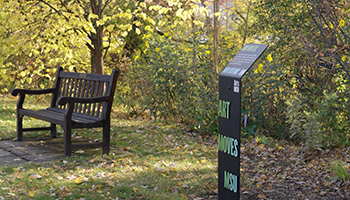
<box><xmin>11</xmin><ymin>67</ymin><xmax>120</xmax><ymax>157</ymax></box>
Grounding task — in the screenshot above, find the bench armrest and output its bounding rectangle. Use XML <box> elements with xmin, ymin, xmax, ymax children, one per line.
<box><xmin>57</xmin><ymin>96</ymin><xmax>110</xmax><ymax>105</ymax></box>
<box><xmin>11</xmin><ymin>88</ymin><xmax>55</xmax><ymax>96</ymax></box>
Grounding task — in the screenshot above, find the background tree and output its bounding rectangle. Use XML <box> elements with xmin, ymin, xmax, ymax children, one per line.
<box><xmin>245</xmin><ymin>0</ymin><xmax>350</xmax><ymax>149</ymax></box>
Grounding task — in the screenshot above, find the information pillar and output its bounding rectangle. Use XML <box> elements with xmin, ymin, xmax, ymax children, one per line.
<box><xmin>218</xmin><ymin>43</ymin><xmax>268</xmax><ymax>200</ymax></box>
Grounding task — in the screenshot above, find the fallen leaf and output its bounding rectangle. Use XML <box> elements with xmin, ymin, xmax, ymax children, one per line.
<box><xmin>200</xmin><ymin>159</ymin><xmax>207</xmax><ymax>164</ymax></box>
<box><xmin>75</xmin><ymin>149</ymin><xmax>84</xmax><ymax>154</ymax></box>
<box><xmin>258</xmin><ymin>193</ymin><xmax>267</xmax><ymax>199</ymax></box>
<box><xmin>188</xmin><ymin>194</ymin><xmax>196</xmax><ymax>199</ymax></box>
<box><xmin>181</xmin><ymin>193</ymin><xmax>189</xmax><ymax>199</ymax></box>
<box><xmin>30</xmin><ymin>174</ymin><xmax>43</xmax><ymax>179</ymax></box>
<box><xmin>74</xmin><ymin>178</ymin><xmax>83</xmax><ymax>184</ymax></box>
<box><xmin>28</xmin><ymin>190</ymin><xmax>35</xmax><ymax>197</ymax></box>
<box><xmin>106</xmin><ymin>180</ymin><xmax>115</xmax><ymax>187</ymax></box>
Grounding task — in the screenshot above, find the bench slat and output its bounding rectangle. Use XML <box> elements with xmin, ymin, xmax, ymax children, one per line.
<box><xmin>20</xmin><ymin>108</ymin><xmax>104</xmax><ymax>126</ymax></box>
<box><xmin>46</xmin><ymin>108</ymin><xmax>104</xmax><ymax>123</ymax></box>
<box><xmin>59</xmin><ymin>71</ymin><xmax>111</xmax><ymax>82</ymax></box>
<box><xmin>71</xmin><ymin>142</ymin><xmax>104</xmax><ymax>149</ymax></box>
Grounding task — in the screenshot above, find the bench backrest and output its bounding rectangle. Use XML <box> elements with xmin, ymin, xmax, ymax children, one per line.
<box><xmin>51</xmin><ymin>67</ymin><xmax>119</xmax><ymax>119</ymax></box>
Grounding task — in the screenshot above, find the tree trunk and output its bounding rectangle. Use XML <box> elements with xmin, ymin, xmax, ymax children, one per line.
<box><xmin>90</xmin><ymin>0</ymin><xmax>104</xmax><ymax>74</ymax></box>
<box><xmin>91</xmin><ymin>47</ymin><xmax>104</xmax><ymax>74</ymax></box>
<box><xmin>90</xmin><ymin>23</ymin><xmax>104</xmax><ymax>74</ymax></box>
<box><xmin>213</xmin><ymin>0</ymin><xmax>219</xmax><ymax>74</ymax></box>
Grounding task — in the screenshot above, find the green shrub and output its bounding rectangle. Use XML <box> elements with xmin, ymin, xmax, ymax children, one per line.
<box><xmin>126</xmin><ymin>31</ymin><xmax>218</xmax><ymax>133</ymax></box>
<box><xmin>286</xmin><ymin>92</ymin><xmax>350</xmax><ymax>150</ymax></box>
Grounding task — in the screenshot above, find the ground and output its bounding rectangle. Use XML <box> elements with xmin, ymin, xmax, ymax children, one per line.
<box><xmin>0</xmin><ymin>98</ymin><xmax>349</xmax><ymax>199</ymax></box>
<box><xmin>197</xmin><ymin>139</ymin><xmax>350</xmax><ymax>200</ymax></box>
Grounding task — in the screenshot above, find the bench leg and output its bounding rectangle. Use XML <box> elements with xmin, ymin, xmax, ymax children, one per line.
<box><xmin>17</xmin><ymin>115</ymin><xmax>23</xmax><ymax>141</ymax></box>
<box><xmin>103</xmin><ymin>124</ymin><xmax>110</xmax><ymax>155</ymax></box>
<box><xmin>63</xmin><ymin>126</ymin><xmax>72</xmax><ymax>157</ymax></box>
<box><xmin>51</xmin><ymin>123</ymin><xmax>56</xmax><ymax>138</ymax></box>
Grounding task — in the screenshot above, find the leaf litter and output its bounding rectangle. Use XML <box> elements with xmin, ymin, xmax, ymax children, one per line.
<box><xmin>0</xmin><ymin>120</ymin><xmax>349</xmax><ymax>199</ymax></box>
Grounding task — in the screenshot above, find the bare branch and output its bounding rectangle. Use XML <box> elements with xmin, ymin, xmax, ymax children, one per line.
<box><xmin>103</xmin><ymin>32</ymin><xmax>112</xmax><ymax>59</ymax></box>
<box><xmin>102</xmin><ymin>0</ymin><xmax>112</xmax><ymax>14</ymax></box>
<box><xmin>85</xmin><ymin>42</ymin><xmax>94</xmax><ymax>51</ymax></box>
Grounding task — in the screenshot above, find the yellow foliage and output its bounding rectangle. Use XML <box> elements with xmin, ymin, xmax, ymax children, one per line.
<box><xmin>121</xmin><ymin>31</ymin><xmax>128</xmax><ymax>37</ymax></box>
<box><xmin>135</xmin><ymin>28</ymin><xmax>141</xmax><ymax>35</ymax></box>
<box><xmin>267</xmin><ymin>54</ymin><xmax>273</xmax><ymax>62</ymax></box>
<box><xmin>254</xmin><ymin>64</ymin><xmax>264</xmax><ymax>73</ymax></box>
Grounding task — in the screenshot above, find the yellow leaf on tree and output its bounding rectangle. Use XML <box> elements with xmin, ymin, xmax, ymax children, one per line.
<box><xmin>267</xmin><ymin>54</ymin><xmax>273</xmax><ymax>62</ymax></box>
<box><xmin>89</xmin><ymin>13</ymin><xmax>99</xmax><ymax>20</ymax></box>
<box><xmin>106</xmin><ymin>25</ymin><xmax>114</xmax><ymax>32</ymax></box>
<box><xmin>121</xmin><ymin>31</ymin><xmax>128</xmax><ymax>37</ymax></box>
<box><xmin>134</xmin><ymin>21</ymin><xmax>142</xmax><ymax>27</ymax></box>
<box><xmin>135</xmin><ymin>28</ymin><xmax>141</xmax><ymax>35</ymax></box>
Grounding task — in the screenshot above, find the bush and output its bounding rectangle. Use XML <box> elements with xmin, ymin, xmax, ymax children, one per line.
<box><xmin>287</xmin><ymin>92</ymin><xmax>350</xmax><ymax>150</ymax></box>
<box><xmin>126</xmin><ymin>32</ymin><xmax>218</xmax><ymax>133</ymax></box>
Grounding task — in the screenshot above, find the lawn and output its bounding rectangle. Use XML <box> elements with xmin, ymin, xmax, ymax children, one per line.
<box><xmin>0</xmin><ymin>95</ymin><xmax>218</xmax><ymax>200</ymax></box>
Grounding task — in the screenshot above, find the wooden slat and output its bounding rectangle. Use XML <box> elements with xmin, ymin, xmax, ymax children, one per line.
<box><xmin>96</xmin><ymin>81</ymin><xmax>104</xmax><ymax>117</ymax></box>
<box><xmin>71</xmin><ymin>142</ymin><xmax>104</xmax><ymax>149</ymax></box>
<box><xmin>91</xmin><ymin>81</ymin><xmax>98</xmax><ymax>116</ymax></box>
<box><xmin>47</xmin><ymin>108</ymin><xmax>104</xmax><ymax>122</ymax></box>
<box><xmin>59</xmin><ymin>71</ymin><xmax>111</xmax><ymax>82</ymax></box>
<box><xmin>87</xmin><ymin>81</ymin><xmax>96</xmax><ymax>115</ymax></box>
<box><xmin>20</xmin><ymin>108</ymin><xmax>104</xmax><ymax>126</ymax></box>
<box><xmin>73</xmin><ymin>78</ymin><xmax>78</xmax><ymax>97</ymax></box>
<box><xmin>82</xmin><ymin>80</ymin><xmax>91</xmax><ymax>114</ymax></box>
<box><xmin>101</xmin><ymin>81</ymin><xmax>110</xmax><ymax>116</ymax></box>
<box><xmin>67</xmin><ymin>78</ymin><xmax>74</xmax><ymax>97</ymax></box>
<box><xmin>78</xmin><ymin>79</ymin><xmax>86</xmax><ymax>113</ymax></box>
<box><xmin>74</xmin><ymin>79</ymin><xmax>82</xmax><ymax>112</ymax></box>
<box><xmin>57</xmin><ymin>78</ymin><xmax>64</xmax><ymax>109</ymax></box>
<box><xmin>23</xmin><ymin>127</ymin><xmax>52</xmax><ymax>132</ymax></box>
<box><xmin>62</xmin><ymin>78</ymin><xmax>69</xmax><ymax>109</ymax></box>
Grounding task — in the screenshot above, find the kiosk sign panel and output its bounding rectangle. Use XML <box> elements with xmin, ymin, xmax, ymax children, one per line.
<box><xmin>218</xmin><ymin>44</ymin><xmax>268</xmax><ymax>199</ymax></box>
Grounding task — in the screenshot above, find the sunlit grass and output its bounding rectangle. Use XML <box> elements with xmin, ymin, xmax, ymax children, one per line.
<box><xmin>0</xmin><ymin>95</ymin><xmax>218</xmax><ymax>199</ymax></box>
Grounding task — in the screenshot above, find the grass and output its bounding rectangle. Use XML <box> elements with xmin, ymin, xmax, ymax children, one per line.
<box><xmin>0</xmin><ymin>95</ymin><xmax>218</xmax><ymax>199</ymax></box>
<box><xmin>329</xmin><ymin>159</ymin><xmax>350</xmax><ymax>182</ymax></box>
